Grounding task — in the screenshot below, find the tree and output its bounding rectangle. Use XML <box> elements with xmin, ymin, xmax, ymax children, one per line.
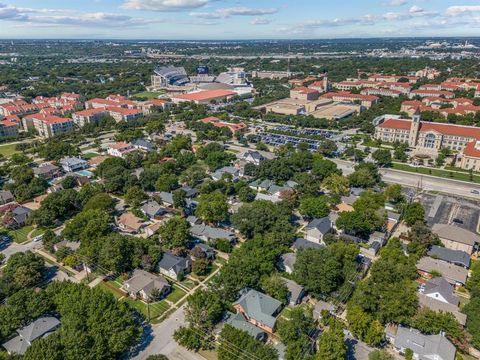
<box><xmin>155</xmin><ymin>173</ymin><xmax>179</xmax><ymax>192</ymax></box>
<box><xmin>322</xmin><ymin>174</ymin><xmax>350</xmax><ymax>196</ymax></box>
<box><xmin>405</xmin><ymin>348</ymin><xmax>413</xmax><ymax>360</ymax></box>
<box><xmin>196</xmin><ymin>192</ymin><xmax>228</xmax><ymax>224</ymax></box>
<box><xmin>276</xmin><ymin>307</ymin><xmax>316</xmax><ymax>357</ymax></box>
<box><xmin>384</xmin><ymin>184</ymin><xmax>404</xmax><ymax>204</ymax></box>
<box><xmin>316</xmin><ymin>321</ymin><xmax>347</xmax><ymax>360</ymax></box>
<box><xmin>83</xmin><ymin>193</ymin><xmax>115</xmax><ymax>213</ymax></box>
<box><xmin>261</xmin><ymin>274</ymin><xmax>289</xmax><ymax>304</ymax></box>
<box><xmin>404</xmin><ymin>202</ymin><xmax>425</xmax><ymax>226</ymax></box>
<box><xmin>299</xmin><ymin>196</ymin><xmax>330</xmax><ymax>219</ymax></box>
<box><xmin>172</xmin><ymin>189</ymin><xmax>187</xmax><ymax>210</ymax></box>
<box><xmin>407</xmin><ymin>221</ymin><xmax>439</xmax><ymax>256</ymax></box>
<box><xmin>193</xmin><ymin>259</ymin><xmax>210</xmax><ymax>276</ymax></box>
<box><xmin>1</xmin><ymin>251</ymin><xmax>46</xmax><ymax>297</ymax></box>
<box><xmin>61</xmin><ymin>176</ymin><xmax>77</xmax><ymax>189</ymax></box>
<box><xmin>159</xmin><ymin>217</ymin><xmax>190</xmax><ymax>249</ymax></box>
<box><xmin>346</xmin><ymin>305</ymin><xmax>385</xmax><ymax>346</ymax></box>
<box><xmin>372</xmin><ymin>149</ymin><xmax>392</xmax><ymax>167</ymax></box>
<box><xmin>62</xmin><ymin>209</ymin><xmax>112</xmax><ymax>244</ymax></box>
<box><xmin>312</xmin><ymin>158</ymin><xmax>341</xmax><ymax>180</ymax></box>
<box><xmin>218</xmin><ymin>325</ymin><xmax>278</xmax><ymax>360</ymax></box>
<box><xmin>146</xmin><ymin>355</ymin><xmax>169</xmax><ymax>360</ymax></box>
<box><xmin>348</xmin><ymin>163</ymin><xmax>380</xmax><ymax>188</ymax></box>
<box><xmin>237</xmin><ymin>186</ymin><xmax>256</xmax><ymax>203</ymax></box>
<box><xmin>125</xmin><ymin>186</ymin><xmax>148</xmax><ymax>208</ymax></box>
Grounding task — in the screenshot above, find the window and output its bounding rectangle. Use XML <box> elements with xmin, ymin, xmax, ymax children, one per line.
<box><xmin>424</xmin><ymin>133</ymin><xmax>436</xmax><ymax>148</ymax></box>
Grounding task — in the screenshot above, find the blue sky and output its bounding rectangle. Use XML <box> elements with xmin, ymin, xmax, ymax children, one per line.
<box><xmin>0</xmin><ymin>0</ymin><xmax>480</xmax><ymax>39</ymax></box>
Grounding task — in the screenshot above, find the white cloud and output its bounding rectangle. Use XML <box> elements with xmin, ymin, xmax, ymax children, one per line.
<box><xmin>446</xmin><ymin>6</ymin><xmax>480</xmax><ymax>16</ymax></box>
<box><xmin>390</xmin><ymin>0</ymin><xmax>407</xmax><ymax>6</ymax></box>
<box><xmin>251</xmin><ymin>17</ymin><xmax>270</xmax><ymax>25</ymax></box>
<box><xmin>190</xmin><ymin>7</ymin><xmax>277</xmax><ymax>19</ymax></box>
<box><xmin>121</xmin><ymin>0</ymin><xmax>210</xmax><ymax>12</ymax></box>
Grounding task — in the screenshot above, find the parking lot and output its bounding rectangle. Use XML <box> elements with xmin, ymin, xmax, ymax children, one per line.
<box><xmin>418</xmin><ymin>193</ymin><xmax>480</xmax><ymax>233</ymax></box>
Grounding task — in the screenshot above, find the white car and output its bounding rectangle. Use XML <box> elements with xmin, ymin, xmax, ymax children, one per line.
<box><xmin>32</xmin><ymin>234</ymin><xmax>44</xmax><ymax>242</ymax></box>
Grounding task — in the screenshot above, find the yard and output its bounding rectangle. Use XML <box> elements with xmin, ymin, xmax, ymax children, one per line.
<box><xmin>0</xmin><ymin>143</ymin><xmax>20</xmax><ymax>158</ymax></box>
<box><xmin>121</xmin><ymin>297</ymin><xmax>170</xmax><ymax>320</ymax></box>
<box><xmin>82</xmin><ymin>152</ymin><xmax>99</xmax><ymax>160</ymax></box>
<box><xmin>166</xmin><ymin>285</ymin><xmax>187</xmax><ymax>304</ymax></box>
<box><xmin>392</xmin><ymin>162</ymin><xmax>480</xmax><ymax>184</ymax></box>
<box><xmin>97</xmin><ymin>281</ymin><xmax>125</xmax><ymax>299</ymax></box>
<box><xmin>131</xmin><ymin>91</ymin><xmax>165</xmax><ymax>100</ymax></box>
<box><xmin>3</xmin><ymin>225</ymin><xmax>35</xmax><ymax>243</ymax></box>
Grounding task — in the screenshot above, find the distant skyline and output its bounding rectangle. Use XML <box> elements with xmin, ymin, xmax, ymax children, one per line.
<box><xmin>0</xmin><ymin>1</ymin><xmax>480</xmax><ymax>40</ymax></box>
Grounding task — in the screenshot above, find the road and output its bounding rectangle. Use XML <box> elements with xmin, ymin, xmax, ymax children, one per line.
<box><xmin>131</xmin><ymin>305</ymin><xmax>204</xmax><ymax>360</ymax></box>
<box><xmin>0</xmin><ymin>239</ymin><xmax>43</xmax><ymax>262</ymax></box>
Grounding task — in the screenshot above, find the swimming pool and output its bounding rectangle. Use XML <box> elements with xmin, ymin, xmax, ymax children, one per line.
<box><xmin>76</xmin><ymin>170</ymin><xmax>94</xmax><ymax>177</ymax></box>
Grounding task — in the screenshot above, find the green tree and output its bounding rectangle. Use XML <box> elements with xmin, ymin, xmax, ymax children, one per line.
<box><xmin>218</xmin><ymin>325</ymin><xmax>278</xmax><ymax>360</ymax></box>
<box><xmin>159</xmin><ymin>217</ymin><xmax>190</xmax><ymax>249</ymax></box>
<box><xmin>196</xmin><ymin>192</ymin><xmax>228</xmax><ymax>224</ymax></box>
<box><xmin>372</xmin><ymin>149</ymin><xmax>392</xmax><ymax>167</ymax></box>
<box><xmin>125</xmin><ymin>186</ymin><xmax>148</xmax><ymax>208</ymax></box>
<box><xmin>299</xmin><ymin>196</ymin><xmax>330</xmax><ymax>219</ymax></box>
<box><xmin>261</xmin><ymin>274</ymin><xmax>289</xmax><ymax>304</ymax></box>
<box><xmin>155</xmin><ymin>174</ymin><xmax>179</xmax><ymax>192</ymax></box>
<box><xmin>404</xmin><ymin>202</ymin><xmax>425</xmax><ymax>226</ymax></box>
<box><xmin>322</xmin><ymin>174</ymin><xmax>350</xmax><ymax>196</ymax></box>
<box><xmin>316</xmin><ymin>321</ymin><xmax>347</xmax><ymax>360</ymax></box>
<box><xmin>368</xmin><ymin>350</ymin><xmax>395</xmax><ymax>360</ymax></box>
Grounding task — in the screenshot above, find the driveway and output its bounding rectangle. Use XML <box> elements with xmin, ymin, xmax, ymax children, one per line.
<box><xmin>0</xmin><ymin>239</ymin><xmax>43</xmax><ymax>262</ymax></box>
<box><xmin>131</xmin><ymin>305</ymin><xmax>204</xmax><ymax>360</ymax></box>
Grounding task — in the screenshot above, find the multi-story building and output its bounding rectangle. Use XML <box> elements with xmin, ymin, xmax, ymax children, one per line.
<box><xmin>107</xmin><ymin>107</ymin><xmax>144</xmax><ymax>122</ymax></box>
<box><xmin>321</xmin><ymin>92</ymin><xmax>379</xmax><ymax>108</ymax></box>
<box><xmin>410</xmin><ymin>89</ymin><xmax>455</xmax><ymax>99</ymax></box>
<box><xmin>106</xmin><ymin>142</ymin><xmax>136</xmax><ymax>158</ymax></box>
<box><xmin>72</xmin><ymin>108</ymin><xmax>109</xmax><ymax>127</ymax></box>
<box><xmin>24</xmin><ymin>114</ymin><xmax>75</xmax><ymax>138</ymax></box>
<box><xmin>290</xmin><ymin>87</ymin><xmax>319</xmax><ymax>101</ymax></box>
<box><xmin>361</xmin><ymin>88</ymin><xmax>402</xmax><ymax>98</ymax></box>
<box><xmin>375</xmin><ymin>111</ymin><xmax>480</xmax><ymax>156</ymax></box>
<box><xmin>0</xmin><ymin>116</ymin><xmax>20</xmax><ymax>138</ymax></box>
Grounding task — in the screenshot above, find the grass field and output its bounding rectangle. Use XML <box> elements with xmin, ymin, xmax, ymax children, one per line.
<box><xmin>121</xmin><ymin>297</ymin><xmax>169</xmax><ymax>320</ymax></box>
<box><xmin>392</xmin><ymin>162</ymin><xmax>480</xmax><ymax>184</ymax></box>
<box><xmin>131</xmin><ymin>91</ymin><xmax>165</xmax><ymax>100</ymax></box>
<box><xmin>98</xmin><ymin>282</ymin><xmax>125</xmax><ymax>299</ymax></box>
<box><xmin>82</xmin><ymin>152</ymin><xmax>99</xmax><ymax>160</ymax></box>
<box><xmin>3</xmin><ymin>225</ymin><xmax>34</xmax><ymax>243</ymax></box>
<box><xmin>166</xmin><ymin>285</ymin><xmax>187</xmax><ymax>304</ymax></box>
<box><xmin>0</xmin><ymin>143</ymin><xmax>19</xmax><ymax>158</ymax></box>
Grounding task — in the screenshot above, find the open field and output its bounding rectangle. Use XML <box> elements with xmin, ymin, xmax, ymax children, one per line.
<box><xmin>0</xmin><ymin>143</ymin><xmax>19</xmax><ymax>157</ymax></box>
<box><xmin>392</xmin><ymin>162</ymin><xmax>480</xmax><ymax>184</ymax></box>
<box><xmin>131</xmin><ymin>91</ymin><xmax>165</xmax><ymax>100</ymax></box>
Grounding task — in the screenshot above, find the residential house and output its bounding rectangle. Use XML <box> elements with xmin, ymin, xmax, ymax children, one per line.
<box><xmin>106</xmin><ymin>142</ymin><xmax>136</xmax><ymax>158</ymax></box>
<box><xmin>360</xmin><ymin>241</ymin><xmax>382</xmax><ymax>258</ymax></box>
<box><xmin>224</xmin><ymin>311</ymin><xmax>267</xmax><ymax>342</ymax></box>
<box><xmin>0</xmin><ymin>190</ymin><xmax>14</xmax><ymax>205</ymax></box>
<box><xmin>418</xmin><ymin>293</ymin><xmax>467</xmax><ymax>326</ymax></box>
<box><xmin>144</xmin><ymin>222</ymin><xmax>162</xmax><ymax>238</ymax></box>
<box><xmin>140</xmin><ymin>201</ymin><xmax>167</xmax><ymax>220</ymax></box>
<box><xmin>279</xmin><ymin>253</ymin><xmax>296</xmax><ymax>274</ymax></box>
<box><xmin>427</xmin><ymin>245</ymin><xmax>470</xmax><ymax>269</ymax></box>
<box><xmin>369</xmin><ymin>231</ymin><xmax>387</xmax><ymax>246</ymax></box>
<box><xmin>191</xmin><ymin>243</ymin><xmax>215</xmax><ymax>261</ymax></box>
<box><xmin>53</xmin><ymin>240</ymin><xmax>80</xmax><ymax>252</ymax></box>
<box><xmin>255</xmin><ymin>192</ymin><xmax>282</xmax><ymax>203</ymax></box>
<box><xmin>2</xmin><ymin>317</ymin><xmax>60</xmax><ymax>355</ymax></box>
<box><xmin>117</xmin><ymin>212</ymin><xmax>146</xmax><ymax>234</ymax></box>
<box><xmin>59</xmin><ymin>157</ymin><xmax>88</xmax><ymax>173</ymax></box>
<box><xmin>417</xmin><ymin>257</ymin><xmax>469</xmax><ymax>286</ymax></box>
<box><xmin>190</xmin><ymin>224</ymin><xmax>235</xmax><ymax>242</ymax></box>
<box><xmin>157</xmin><ymin>252</ymin><xmax>191</xmax><ymax>280</ymax></box>
<box><xmin>122</xmin><ymin>269</ymin><xmax>171</xmax><ymax>302</ymax></box>
<box><xmin>281</xmin><ymin>277</ymin><xmax>305</xmax><ymax>306</ymax></box>
<box><xmin>158</xmin><ymin>191</ymin><xmax>174</xmax><ymax>207</ymax></box>
<box><xmin>212</xmin><ymin>166</ymin><xmax>240</xmax><ymax>182</ymax></box>
<box><xmin>131</xmin><ymin>138</ymin><xmax>155</xmax><ymax>152</ymax></box>
<box><xmin>241</xmin><ymin>150</ymin><xmax>265</xmax><ymax>165</ymax></box>
<box><xmin>233</xmin><ymin>288</ymin><xmax>282</xmax><ymax>334</ymax></box>
<box><xmin>11</xmin><ymin>206</ymin><xmax>32</xmax><ymax>227</ymax></box>
<box><xmin>431</xmin><ymin>224</ymin><xmax>480</xmax><ymax>254</ymax></box>
<box><xmin>313</xmin><ymin>301</ymin><xmax>336</xmax><ymax>321</ymax></box>
<box><xmin>305</xmin><ymin>217</ymin><xmax>332</xmax><ymax>245</ymax></box>
<box><xmin>292</xmin><ymin>237</ymin><xmax>323</xmax><ymax>252</ymax></box>
<box><xmin>33</xmin><ymin>164</ymin><xmax>60</xmax><ymax>180</ymax></box>
<box><xmin>388</xmin><ymin>326</ymin><xmax>456</xmax><ymax>360</ymax></box>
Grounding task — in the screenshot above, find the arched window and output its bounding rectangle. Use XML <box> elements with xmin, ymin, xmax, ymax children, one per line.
<box><xmin>424</xmin><ymin>133</ymin><xmax>436</xmax><ymax>148</ymax></box>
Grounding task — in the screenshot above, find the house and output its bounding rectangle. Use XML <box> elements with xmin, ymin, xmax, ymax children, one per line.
<box><xmin>431</xmin><ymin>224</ymin><xmax>480</xmax><ymax>254</ymax></box>
<box><xmin>224</xmin><ymin>311</ymin><xmax>267</xmax><ymax>342</ymax></box>
<box><xmin>33</xmin><ymin>163</ymin><xmax>60</xmax><ymax>180</ymax></box>
<box><xmin>369</xmin><ymin>231</ymin><xmax>387</xmax><ymax>246</ymax></box>
<box><xmin>131</xmin><ymin>138</ymin><xmax>155</xmax><ymax>152</ymax></box>
<box><xmin>122</xmin><ymin>269</ymin><xmax>171</xmax><ymax>302</ymax></box>
<box><xmin>158</xmin><ymin>191</ymin><xmax>174</xmax><ymax>207</ymax></box>
<box><xmin>427</xmin><ymin>245</ymin><xmax>470</xmax><ymax>268</ymax></box>
<box><xmin>292</xmin><ymin>237</ymin><xmax>323</xmax><ymax>251</ymax></box>
<box><xmin>157</xmin><ymin>252</ymin><xmax>191</xmax><ymax>280</ymax></box>
<box><xmin>421</xmin><ymin>277</ymin><xmax>459</xmax><ymax>306</ymax></box>
<box><xmin>417</xmin><ymin>293</ymin><xmax>467</xmax><ymax>326</ymax></box>
<box><xmin>181</xmin><ymin>186</ymin><xmax>198</xmax><ymax>198</ymax></box>
<box><xmin>255</xmin><ymin>193</ymin><xmax>282</xmax><ymax>203</ymax></box>
<box><xmin>59</xmin><ymin>157</ymin><xmax>88</xmax><ymax>172</ymax></box>
<box><xmin>53</xmin><ymin>240</ymin><xmax>80</xmax><ymax>252</ymax></box>
<box><xmin>191</xmin><ymin>243</ymin><xmax>215</xmax><ymax>261</ymax></box>
<box><xmin>313</xmin><ymin>301</ymin><xmax>336</xmax><ymax>321</ymax></box>
<box><xmin>388</xmin><ymin>326</ymin><xmax>456</xmax><ymax>360</ymax></box>
<box><xmin>187</xmin><ymin>215</ymin><xmax>202</xmax><ymax>226</ymax></box>
<box><xmin>144</xmin><ymin>222</ymin><xmax>162</xmax><ymax>238</ymax></box>
<box><xmin>117</xmin><ymin>212</ymin><xmax>146</xmax><ymax>234</ymax></box>
<box><xmin>281</xmin><ymin>277</ymin><xmax>304</xmax><ymax>306</ymax></box>
<box><xmin>417</xmin><ymin>257</ymin><xmax>469</xmax><ymax>286</ymax></box>
<box><xmin>2</xmin><ymin>317</ymin><xmax>60</xmax><ymax>355</ymax></box>
<box><xmin>11</xmin><ymin>206</ymin><xmax>32</xmax><ymax>227</ymax></box>
<box><xmin>106</xmin><ymin>142</ymin><xmax>136</xmax><ymax>158</ymax></box>
<box><xmin>0</xmin><ymin>190</ymin><xmax>14</xmax><ymax>205</ymax></box>
<box><xmin>190</xmin><ymin>224</ymin><xmax>235</xmax><ymax>242</ymax></box>
<box><xmin>279</xmin><ymin>253</ymin><xmax>296</xmax><ymax>274</ymax></box>
<box><xmin>241</xmin><ymin>150</ymin><xmax>265</xmax><ymax>165</ymax></box>
<box><xmin>360</xmin><ymin>241</ymin><xmax>382</xmax><ymax>258</ymax></box>
<box><xmin>212</xmin><ymin>166</ymin><xmax>240</xmax><ymax>182</ymax></box>
<box><xmin>305</xmin><ymin>217</ymin><xmax>332</xmax><ymax>245</ymax></box>
<box><xmin>140</xmin><ymin>201</ymin><xmax>167</xmax><ymax>220</ymax></box>
<box><xmin>233</xmin><ymin>288</ymin><xmax>282</xmax><ymax>334</ymax></box>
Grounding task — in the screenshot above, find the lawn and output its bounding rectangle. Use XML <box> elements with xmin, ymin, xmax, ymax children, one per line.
<box><xmin>30</xmin><ymin>227</ymin><xmax>45</xmax><ymax>238</ymax></box>
<box><xmin>166</xmin><ymin>285</ymin><xmax>187</xmax><ymax>304</ymax></box>
<box><xmin>180</xmin><ymin>279</ymin><xmax>198</xmax><ymax>290</ymax></box>
<box><xmin>279</xmin><ymin>307</ymin><xmax>292</xmax><ymax>320</ymax></box>
<box><xmin>392</xmin><ymin>162</ymin><xmax>480</xmax><ymax>184</ymax></box>
<box><xmin>97</xmin><ymin>282</ymin><xmax>124</xmax><ymax>299</ymax></box>
<box><xmin>131</xmin><ymin>91</ymin><xmax>165</xmax><ymax>100</ymax></box>
<box><xmin>5</xmin><ymin>225</ymin><xmax>35</xmax><ymax>243</ymax></box>
<box><xmin>82</xmin><ymin>152</ymin><xmax>99</xmax><ymax>160</ymax></box>
<box><xmin>0</xmin><ymin>143</ymin><xmax>20</xmax><ymax>158</ymax></box>
<box><xmin>122</xmin><ymin>297</ymin><xmax>169</xmax><ymax>320</ymax></box>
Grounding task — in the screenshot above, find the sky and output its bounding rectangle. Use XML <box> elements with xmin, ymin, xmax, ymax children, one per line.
<box><xmin>0</xmin><ymin>0</ymin><xmax>480</xmax><ymax>40</ymax></box>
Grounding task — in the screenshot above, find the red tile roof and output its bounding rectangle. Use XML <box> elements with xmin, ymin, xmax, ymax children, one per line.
<box><xmin>380</xmin><ymin>118</ymin><xmax>480</xmax><ymax>139</ymax></box>
<box><xmin>322</xmin><ymin>91</ymin><xmax>379</xmax><ymax>102</ymax></box>
<box><xmin>291</xmin><ymin>86</ymin><xmax>318</xmax><ymax>94</ymax></box>
<box><xmin>74</xmin><ymin>108</ymin><xmax>109</xmax><ymax>117</ymax></box>
<box><xmin>107</xmin><ymin>107</ymin><xmax>143</xmax><ymax>116</ymax></box>
<box><xmin>463</xmin><ymin>141</ymin><xmax>480</xmax><ymax>158</ymax></box>
<box><xmin>379</xmin><ymin>119</ymin><xmax>412</xmax><ymax>130</ymax></box>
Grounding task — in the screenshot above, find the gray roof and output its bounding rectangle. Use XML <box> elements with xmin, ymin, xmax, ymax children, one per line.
<box><xmin>394</xmin><ymin>326</ymin><xmax>456</xmax><ymax>360</ymax></box>
<box><xmin>192</xmin><ymin>243</ymin><xmax>215</xmax><ymax>258</ymax></box>
<box><xmin>157</xmin><ymin>252</ymin><xmax>189</xmax><ymax>275</ymax></box>
<box><xmin>305</xmin><ymin>217</ymin><xmax>332</xmax><ymax>235</ymax></box>
<box><xmin>369</xmin><ymin>231</ymin><xmax>386</xmax><ymax>243</ymax></box>
<box><xmin>417</xmin><ymin>294</ymin><xmax>467</xmax><ymax>326</ymax></box>
<box><xmin>224</xmin><ymin>311</ymin><xmax>266</xmax><ymax>339</ymax></box>
<box><xmin>417</xmin><ymin>257</ymin><xmax>468</xmax><ymax>285</ymax></box>
<box><xmin>428</xmin><ymin>245</ymin><xmax>470</xmax><ymax>268</ymax></box>
<box><xmin>54</xmin><ymin>240</ymin><xmax>80</xmax><ymax>251</ymax></box>
<box><xmin>0</xmin><ymin>190</ymin><xmax>14</xmax><ymax>203</ymax></box>
<box><xmin>212</xmin><ymin>166</ymin><xmax>239</xmax><ymax>181</ymax></box>
<box><xmin>432</xmin><ymin>224</ymin><xmax>480</xmax><ymax>246</ymax></box>
<box><xmin>159</xmin><ymin>191</ymin><xmax>174</xmax><ymax>205</ymax></box>
<box><xmin>2</xmin><ymin>317</ymin><xmax>60</xmax><ymax>355</ymax></box>
<box><xmin>280</xmin><ymin>253</ymin><xmax>296</xmax><ymax>271</ymax></box>
<box><xmin>12</xmin><ymin>206</ymin><xmax>32</xmax><ymax>224</ymax></box>
<box><xmin>423</xmin><ymin>277</ymin><xmax>459</xmax><ymax>306</ymax></box>
<box><xmin>387</xmin><ymin>211</ymin><xmax>401</xmax><ymax>221</ymax></box>
<box><xmin>140</xmin><ymin>201</ymin><xmax>166</xmax><ymax>218</ymax></box>
<box><xmin>59</xmin><ymin>157</ymin><xmax>87</xmax><ymax>167</ymax></box>
<box><xmin>281</xmin><ymin>277</ymin><xmax>304</xmax><ymax>303</ymax></box>
<box><xmin>234</xmin><ymin>289</ymin><xmax>282</xmax><ymax>330</ymax></box>
<box><xmin>243</xmin><ymin>150</ymin><xmax>265</xmax><ymax>161</ymax></box>
<box><xmin>131</xmin><ymin>139</ymin><xmax>155</xmax><ymax>151</ymax></box>
<box><xmin>313</xmin><ymin>300</ymin><xmax>335</xmax><ymax>319</ymax></box>
<box><xmin>181</xmin><ymin>186</ymin><xmax>198</xmax><ymax>198</ymax></box>
<box><xmin>292</xmin><ymin>238</ymin><xmax>323</xmax><ymax>251</ymax></box>
<box><xmin>190</xmin><ymin>224</ymin><xmax>234</xmax><ymax>241</ymax></box>
<box><xmin>33</xmin><ymin>164</ymin><xmax>59</xmax><ymax>176</ymax></box>
<box><xmin>124</xmin><ymin>269</ymin><xmax>170</xmax><ymax>299</ymax></box>
<box><xmin>255</xmin><ymin>193</ymin><xmax>282</xmax><ymax>203</ymax></box>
